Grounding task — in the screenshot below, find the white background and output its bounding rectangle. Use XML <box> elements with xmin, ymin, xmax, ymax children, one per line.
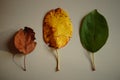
<box><xmin>0</xmin><ymin>0</ymin><xmax>120</xmax><ymax>80</ymax></box>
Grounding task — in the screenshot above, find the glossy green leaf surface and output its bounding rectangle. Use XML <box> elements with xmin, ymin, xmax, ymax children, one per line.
<box><xmin>80</xmin><ymin>9</ymin><xmax>109</xmax><ymax>53</ymax></box>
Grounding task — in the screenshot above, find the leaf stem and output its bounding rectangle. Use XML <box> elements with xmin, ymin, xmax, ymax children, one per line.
<box><xmin>56</xmin><ymin>49</ymin><xmax>60</xmax><ymax>71</ymax></box>
<box><xmin>23</xmin><ymin>55</ymin><xmax>26</xmax><ymax>71</ymax></box>
<box><xmin>90</xmin><ymin>53</ymin><xmax>95</xmax><ymax>71</ymax></box>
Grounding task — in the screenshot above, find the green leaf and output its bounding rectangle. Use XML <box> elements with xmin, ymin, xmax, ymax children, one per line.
<box><xmin>80</xmin><ymin>9</ymin><xmax>109</xmax><ymax>53</ymax></box>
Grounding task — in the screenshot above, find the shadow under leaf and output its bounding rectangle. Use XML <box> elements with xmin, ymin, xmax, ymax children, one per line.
<box><xmin>8</xmin><ymin>32</ymin><xmax>24</xmax><ymax>71</ymax></box>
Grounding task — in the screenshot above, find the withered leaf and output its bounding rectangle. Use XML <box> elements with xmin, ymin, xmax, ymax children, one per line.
<box><xmin>14</xmin><ymin>27</ymin><xmax>36</xmax><ymax>55</ymax></box>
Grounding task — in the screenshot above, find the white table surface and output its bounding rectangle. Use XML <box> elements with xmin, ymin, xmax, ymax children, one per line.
<box><xmin>0</xmin><ymin>0</ymin><xmax>120</xmax><ymax>80</ymax></box>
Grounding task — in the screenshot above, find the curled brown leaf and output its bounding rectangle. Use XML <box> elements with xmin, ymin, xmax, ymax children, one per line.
<box><xmin>14</xmin><ymin>27</ymin><xmax>36</xmax><ymax>54</ymax></box>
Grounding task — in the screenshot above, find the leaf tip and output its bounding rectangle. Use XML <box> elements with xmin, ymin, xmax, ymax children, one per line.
<box><xmin>93</xmin><ymin>9</ymin><xmax>98</xmax><ymax>14</ymax></box>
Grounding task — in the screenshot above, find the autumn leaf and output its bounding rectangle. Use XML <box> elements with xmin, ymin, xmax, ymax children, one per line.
<box><xmin>14</xmin><ymin>27</ymin><xmax>36</xmax><ymax>71</ymax></box>
<box><xmin>43</xmin><ymin>8</ymin><xmax>73</xmax><ymax>71</ymax></box>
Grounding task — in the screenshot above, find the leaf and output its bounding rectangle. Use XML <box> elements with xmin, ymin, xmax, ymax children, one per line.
<box><xmin>14</xmin><ymin>27</ymin><xmax>36</xmax><ymax>54</ymax></box>
<box><xmin>14</xmin><ymin>27</ymin><xmax>36</xmax><ymax>71</ymax></box>
<box><xmin>80</xmin><ymin>9</ymin><xmax>109</xmax><ymax>53</ymax></box>
<box><xmin>43</xmin><ymin>8</ymin><xmax>73</xmax><ymax>49</ymax></box>
<box><xmin>43</xmin><ymin>8</ymin><xmax>73</xmax><ymax>71</ymax></box>
<box><xmin>80</xmin><ymin>9</ymin><xmax>109</xmax><ymax>71</ymax></box>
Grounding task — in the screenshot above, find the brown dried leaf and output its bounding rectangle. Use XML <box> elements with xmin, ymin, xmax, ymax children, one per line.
<box><xmin>14</xmin><ymin>27</ymin><xmax>36</xmax><ymax>54</ymax></box>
